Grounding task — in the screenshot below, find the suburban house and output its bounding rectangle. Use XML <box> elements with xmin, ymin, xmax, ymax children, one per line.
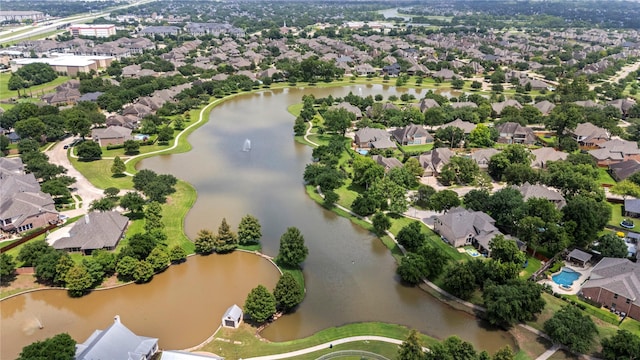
<box><xmin>139</xmin><ymin>26</ymin><xmax>180</xmax><ymax>36</ymax></box>
<box><xmin>589</xmin><ymin>139</ymin><xmax>640</xmax><ymax>166</ymax></box>
<box><xmin>624</xmin><ymin>198</ymin><xmax>640</xmax><ymax>218</ymax></box>
<box><xmin>52</xmin><ymin>211</ymin><xmax>129</xmax><ymax>254</ymax></box>
<box><xmin>570</xmin><ymin>122</ymin><xmax>610</xmax><ymax>148</ymax></box>
<box><xmin>534</xmin><ymin>100</ymin><xmax>556</xmax><ymax>116</ymax></box>
<box><xmin>491</xmin><ymin>99</ymin><xmax>523</xmax><ymax>116</ymax></box>
<box><xmin>222</xmin><ymin>304</ymin><xmax>243</xmax><ymax>328</ymax></box>
<box><xmin>330</xmin><ymin>102</ymin><xmax>363</xmax><ymax>120</ymax></box>
<box><xmin>0</xmin><ymin>157</ymin><xmax>25</xmax><ymax>179</ymax></box>
<box><xmin>391</xmin><ymin>124</ymin><xmax>433</xmax><ymax>145</ymax></box>
<box><xmin>450</xmin><ymin>102</ymin><xmax>478</xmax><ymax>109</ymax></box>
<box><xmin>470</xmin><ymin>148</ymin><xmax>500</xmax><ymax>169</ymax></box>
<box><xmin>495</xmin><ymin>122</ymin><xmax>537</xmax><ymax>145</ymax></box>
<box><xmin>432</xmin><ymin>68</ymin><xmax>455</xmax><ymax>80</ymax></box>
<box><xmin>433</xmin><ymin>207</ymin><xmax>508</xmax><ymax>256</ymax></box>
<box><xmin>580</xmin><ymin>258</ymin><xmax>640</xmax><ymax>321</ymax></box>
<box><xmin>607</xmin><ymin>98</ymin><xmax>636</xmax><ymax>116</ymax></box>
<box><xmin>91</xmin><ymin>127</ymin><xmax>133</xmax><ymax>147</ymax></box>
<box><xmin>418</xmin><ymin>147</ymin><xmax>455</xmax><ymax>176</ymax></box>
<box><xmin>353</xmin><ymin>127</ymin><xmax>396</xmax><ymax>149</ymax></box>
<box><xmin>382</xmin><ymin>63</ymin><xmax>401</xmax><ymax>76</ymax></box>
<box><xmin>75</xmin><ymin>315</ymin><xmax>159</xmax><ymax>360</ymax></box>
<box><xmin>0</xmin><ymin>173</ymin><xmax>59</xmax><ymax>233</ymax></box>
<box><xmin>440</xmin><ymin>118</ymin><xmax>476</xmax><ymax>135</ymax></box>
<box><xmin>372</xmin><ymin>155</ymin><xmax>403</xmax><ymax>171</ymax></box>
<box><xmin>531</xmin><ymin>147</ymin><xmax>568</xmax><ymax>169</ymax></box>
<box><xmin>416</xmin><ymin>98</ymin><xmax>440</xmax><ymax>112</ymax></box>
<box><xmin>609</xmin><ymin>160</ymin><xmax>640</xmax><ymax>181</ymax></box>
<box><xmin>513</xmin><ymin>182</ymin><xmax>566</xmax><ymax>209</ymax></box>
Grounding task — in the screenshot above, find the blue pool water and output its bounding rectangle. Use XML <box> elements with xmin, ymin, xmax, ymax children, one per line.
<box><xmin>552</xmin><ymin>268</ymin><xmax>580</xmax><ymax>286</ymax></box>
<box><xmin>134</xmin><ymin>134</ymin><xmax>150</xmax><ymax>141</ymax></box>
<box><xmin>357</xmin><ymin>149</ymin><xmax>369</xmax><ymax>155</ymax></box>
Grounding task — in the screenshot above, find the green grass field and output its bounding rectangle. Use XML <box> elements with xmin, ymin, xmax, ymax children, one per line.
<box><xmin>0</xmin><ymin>73</ymin><xmax>71</xmax><ymax>100</ymax></box>
<box><xmin>70</xmin><ymin>157</ymin><xmax>135</xmax><ymax>190</ymax></box>
<box><xmin>597</xmin><ymin>168</ymin><xmax>617</xmax><ymax>186</ymax></box>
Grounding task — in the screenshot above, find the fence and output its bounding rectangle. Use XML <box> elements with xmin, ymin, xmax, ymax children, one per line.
<box><xmin>0</xmin><ymin>223</ymin><xmax>58</xmax><ymax>252</ymax></box>
<box><xmin>316</xmin><ymin>350</ymin><xmax>391</xmax><ymax>360</ymax></box>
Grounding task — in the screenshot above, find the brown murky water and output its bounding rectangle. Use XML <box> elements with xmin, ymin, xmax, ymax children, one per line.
<box><xmin>1</xmin><ymin>85</ymin><xmax>514</xmax><ymax>359</ymax></box>
<box><xmin>0</xmin><ymin>252</ymin><xmax>280</xmax><ymax>359</ymax></box>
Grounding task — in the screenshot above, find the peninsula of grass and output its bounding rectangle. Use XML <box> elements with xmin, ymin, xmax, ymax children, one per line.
<box><xmin>200</xmin><ymin>322</ymin><xmax>438</xmax><ymax>359</ymax></box>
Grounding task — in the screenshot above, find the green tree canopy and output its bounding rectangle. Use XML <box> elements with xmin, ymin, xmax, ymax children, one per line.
<box><xmin>600</xmin><ymin>329</ymin><xmax>640</xmax><ymax>360</ymax></box>
<box><xmin>194</xmin><ymin>229</ymin><xmax>216</xmax><ymax>255</ymax></box>
<box><xmin>76</xmin><ymin>141</ymin><xmax>102</xmax><ymax>161</ymax></box>
<box><xmin>17</xmin><ymin>333</ymin><xmax>76</xmax><ymax>360</ymax></box>
<box><xmin>396</xmin><ymin>221</ymin><xmax>426</xmax><ymax>252</ymax></box>
<box><xmin>215</xmin><ymin>218</ymin><xmax>238</xmax><ymax>253</ymax></box>
<box><xmin>273</xmin><ymin>272</ymin><xmax>304</xmax><ymax>312</ymax></box>
<box><xmin>244</xmin><ymin>284</ymin><xmax>277</xmax><ymax>323</ymax></box>
<box><xmin>594</xmin><ymin>233</ymin><xmax>629</xmax><ymax>258</ymax></box>
<box><xmin>111</xmin><ymin>156</ymin><xmax>126</xmax><ymax>176</ymax></box>
<box><xmin>397</xmin><ymin>330</ymin><xmax>426</xmax><ymax>360</ymax></box>
<box><xmin>543</xmin><ymin>305</ymin><xmax>597</xmax><ymax>353</ymax></box>
<box><xmin>65</xmin><ymin>264</ymin><xmax>94</xmax><ymax>297</ymax></box>
<box><xmin>238</xmin><ymin>214</ymin><xmax>262</xmax><ymax>245</ymax></box>
<box><xmin>277</xmin><ymin>227</ymin><xmax>308</xmax><ymax>268</ymax></box>
<box><xmin>483</xmin><ymin>280</ymin><xmax>545</xmax><ymax>327</ymax></box>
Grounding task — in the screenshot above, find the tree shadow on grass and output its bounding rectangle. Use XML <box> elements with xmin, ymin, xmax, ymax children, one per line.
<box><xmin>112</xmin><ymin>174</ymin><xmax>127</xmax><ymax>178</ymax></box>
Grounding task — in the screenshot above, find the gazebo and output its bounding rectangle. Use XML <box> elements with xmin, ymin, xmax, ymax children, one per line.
<box><xmin>221</xmin><ymin>304</ymin><xmax>243</xmax><ymax>329</ymax></box>
<box><xmin>567</xmin><ymin>249</ymin><xmax>592</xmax><ymax>267</ymax></box>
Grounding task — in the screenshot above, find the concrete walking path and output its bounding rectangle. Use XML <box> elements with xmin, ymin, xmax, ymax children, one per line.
<box><xmin>244</xmin><ymin>336</ymin><xmax>406</xmax><ymax>360</ymax></box>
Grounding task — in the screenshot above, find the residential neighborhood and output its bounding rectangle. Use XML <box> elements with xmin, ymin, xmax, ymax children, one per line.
<box><xmin>2</xmin><ymin>0</ymin><xmax>640</xmax><ymax>359</ymax></box>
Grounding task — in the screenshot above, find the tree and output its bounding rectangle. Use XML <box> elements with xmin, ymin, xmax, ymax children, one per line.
<box><xmin>435</xmin><ymin>126</ymin><xmax>465</xmax><ymax>148</ymax></box>
<box><xmin>543</xmin><ymin>305</ymin><xmax>597</xmax><ymax>353</ymax></box>
<box><xmin>144</xmin><ymin>201</ymin><xmax>164</xmax><ymax>232</ymax></box>
<box><xmin>418</xmin><ymin>244</ymin><xmax>450</xmax><ymax>278</ymax></box>
<box><xmin>323</xmin><ymin>108</ymin><xmax>354</xmax><ymax>136</ymax></box>
<box><xmin>601</xmin><ymin>330</ymin><xmax>640</xmax><ymax>360</ymax></box>
<box><xmin>489</xmin><ymin>235</ymin><xmax>525</xmax><ymax>265</ymax></box>
<box><xmin>157</xmin><ymin>125</ymin><xmax>173</xmax><ymax>143</ymax></box>
<box><xmin>92</xmin><ymin>250</ymin><xmax>116</xmax><ymax>276</ymax></box>
<box><xmin>89</xmin><ymin>197</ymin><xmax>117</xmax><ymax>212</ymax></box>
<box><xmin>17</xmin><ymin>240</ymin><xmax>55</xmax><ymax>267</ymax></box>
<box><xmin>562</xmin><ymin>195</ymin><xmax>611</xmax><ymax>247</ymax></box>
<box><xmin>277</xmin><ymin>227</ymin><xmax>308</xmax><ymax>268</ymax></box>
<box><xmin>610</xmin><ymin>180</ymin><xmax>640</xmax><ymax>199</ymax></box>
<box><xmin>169</xmin><ymin>245</ymin><xmax>187</xmax><ymax>263</ymax></box>
<box><xmin>439</xmin><ymin>156</ymin><xmax>479</xmax><ymax>185</ymax></box>
<box><xmin>483</xmin><ymin>280</ymin><xmax>545</xmax><ymax>327</ymax></box>
<box><xmin>238</xmin><ymin>214</ymin><xmax>262</xmax><ymax>245</ymax></box>
<box><xmin>244</xmin><ymin>284</ymin><xmax>277</xmax><ymax>323</ymax></box>
<box><xmin>486</xmin><ymin>188</ymin><xmax>525</xmax><ymax>233</ymax></box>
<box><xmin>468</xmin><ymin>123</ymin><xmax>495</xmax><ymax>147</ymax></box>
<box><xmin>133</xmin><ymin>260</ymin><xmax>154</xmax><ymax>283</ymax></box>
<box><xmin>0</xmin><ymin>253</ymin><xmax>17</xmax><ymax>284</ymax></box>
<box><xmin>404</xmin><ymin>157</ymin><xmax>424</xmax><ymax>178</ymax></box>
<box><xmin>15</xmin><ymin>118</ymin><xmax>46</xmax><ymax>140</ymax></box>
<box><xmin>17</xmin><ymin>333</ymin><xmax>76</xmax><ymax>360</ymax></box>
<box><xmin>273</xmin><ymin>272</ymin><xmax>304</xmax><ymax>312</ymax></box>
<box><xmin>123</xmin><ymin>139</ymin><xmax>140</xmax><ymax>155</ymax></box>
<box><xmin>194</xmin><ymin>229</ymin><xmax>216</xmax><ymax>254</ymax></box>
<box><xmin>119</xmin><ymin>233</ymin><xmax>157</xmax><ymax>260</ymax></box>
<box><xmin>397</xmin><ymin>330</ymin><xmax>426</xmax><ymax>360</ymax></box>
<box><xmin>111</xmin><ymin>156</ymin><xmax>126</xmax><ymax>176</ymax></box>
<box><xmin>443</xmin><ymin>262</ymin><xmax>476</xmax><ymax>300</ymax></box>
<box><xmin>463</xmin><ymin>189</ymin><xmax>490</xmax><ymax>212</ymax></box>
<box><xmin>397</xmin><ymin>253</ymin><xmax>428</xmax><ymax>284</ymax></box>
<box><xmin>76</xmin><ymin>141</ymin><xmax>102</xmax><ymax>161</ymax></box>
<box><xmin>429</xmin><ymin>190</ymin><xmax>460</xmax><ymax>213</ymax></box>
<box><xmin>65</xmin><ymin>264</ymin><xmax>94</xmax><ymax>297</ymax></box>
<box><xmin>133</xmin><ymin>170</ymin><xmax>177</xmax><ymax>203</ymax></box>
<box><xmin>119</xmin><ymin>192</ymin><xmax>146</xmax><ymax>213</ymax></box>
<box><xmin>54</xmin><ymin>253</ymin><xmax>74</xmax><ymax>286</ymax></box>
<box><xmin>82</xmin><ymin>258</ymin><xmax>105</xmax><ymax>287</ymax></box>
<box><xmin>492</xmin><ymin>346</ymin><xmax>515</xmax><ymax>360</ymax></box>
<box><xmin>10</xmin><ymin>63</ymin><xmax>57</xmax><ymax>89</ymax></box>
<box><xmin>64</xmin><ymin>116</ymin><xmax>92</xmax><ymax>138</ymax></box>
<box><xmin>372</xmin><ymin>212</ymin><xmax>391</xmax><ymax>235</ymax></box>
<box><xmin>146</xmin><ymin>247</ymin><xmax>170</xmax><ymax>272</ymax></box>
<box><xmin>594</xmin><ymin>233</ymin><xmax>629</xmax><ymax>258</ymax></box>
<box><xmin>396</xmin><ymin>221</ymin><xmax>426</xmax><ymax>252</ymax></box>
<box><xmin>215</xmin><ymin>218</ymin><xmax>238</xmax><ymax>253</ymax></box>
<box><xmin>415</xmin><ymin>184</ymin><xmax>436</xmax><ymax>208</ymax></box>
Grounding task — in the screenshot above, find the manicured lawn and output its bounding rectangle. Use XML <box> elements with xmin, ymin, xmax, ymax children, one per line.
<box><xmin>387</xmin><ymin>214</ymin><xmax>465</xmax><ymax>261</ymax></box>
<box><xmin>607</xmin><ymin>202</ymin><xmax>634</xmax><ymax>229</ymax></box>
<box><xmin>0</xmin><ymin>73</ymin><xmax>70</xmax><ymax>100</ymax></box>
<box><xmin>163</xmin><ymin>181</ymin><xmax>196</xmax><ymax>253</ymax></box>
<box><xmin>400</xmin><ymin>143</ymin><xmax>434</xmax><ymax>153</ymax></box>
<box><xmin>520</xmin><ymin>256</ymin><xmax>542</xmax><ymax>279</ymax></box>
<box><xmin>200</xmin><ymin>322</ymin><xmax>437</xmax><ymax>359</ymax></box>
<box><xmin>597</xmin><ymin>168</ymin><xmax>616</xmax><ymax>186</ymax></box>
<box><xmin>70</xmin><ymin>157</ymin><xmax>134</xmax><ymax>190</ymax></box>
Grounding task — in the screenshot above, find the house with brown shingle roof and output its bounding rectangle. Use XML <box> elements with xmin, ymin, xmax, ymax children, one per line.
<box><xmin>0</xmin><ymin>173</ymin><xmax>59</xmax><ymax>233</ymax></box>
<box><xmin>372</xmin><ymin>155</ymin><xmax>403</xmax><ymax>171</ymax></box>
<box><xmin>441</xmin><ymin>118</ymin><xmax>476</xmax><ymax>135</ymax></box>
<box><xmin>471</xmin><ymin>148</ymin><xmax>500</xmax><ymax>169</ymax></box>
<box><xmin>353</xmin><ymin>127</ymin><xmax>396</xmax><ymax>149</ymax></box>
<box><xmin>392</xmin><ymin>124</ymin><xmax>433</xmax><ymax>145</ymax></box>
<box><xmin>91</xmin><ymin>127</ymin><xmax>133</xmax><ymax>147</ymax></box>
<box><xmin>331</xmin><ymin>101</ymin><xmax>363</xmax><ymax>119</ymax></box>
<box><xmin>609</xmin><ymin>160</ymin><xmax>640</xmax><ymax>181</ymax></box>
<box><xmin>589</xmin><ymin>139</ymin><xmax>640</xmax><ymax>166</ymax></box>
<box><xmin>495</xmin><ymin>122</ymin><xmax>536</xmax><ymax>145</ymax></box>
<box><xmin>531</xmin><ymin>147</ymin><xmax>568</xmax><ymax>169</ymax></box>
<box><xmin>417</xmin><ymin>147</ymin><xmax>455</xmax><ymax>176</ymax></box>
<box><xmin>581</xmin><ymin>258</ymin><xmax>640</xmax><ymax>321</ymax></box>
<box><xmin>534</xmin><ymin>100</ymin><xmax>556</xmax><ymax>116</ymax></box>
<box><xmin>513</xmin><ymin>182</ymin><xmax>566</xmax><ymax>209</ymax></box>
<box><xmin>492</xmin><ymin>99</ymin><xmax>523</xmax><ymax>116</ymax></box>
<box><xmin>570</xmin><ymin>122</ymin><xmax>610</xmax><ymax>148</ymax></box>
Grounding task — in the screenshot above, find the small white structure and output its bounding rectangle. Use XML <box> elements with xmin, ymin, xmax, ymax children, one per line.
<box><xmin>221</xmin><ymin>304</ymin><xmax>243</xmax><ymax>328</ymax></box>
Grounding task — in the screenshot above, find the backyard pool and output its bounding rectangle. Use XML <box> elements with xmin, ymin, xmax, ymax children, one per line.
<box><xmin>134</xmin><ymin>134</ymin><xmax>150</xmax><ymax>141</ymax></box>
<box><xmin>465</xmin><ymin>247</ymin><xmax>481</xmax><ymax>257</ymax></box>
<box><xmin>357</xmin><ymin>149</ymin><xmax>369</xmax><ymax>155</ymax></box>
<box><xmin>552</xmin><ymin>268</ymin><xmax>580</xmax><ymax>287</ymax></box>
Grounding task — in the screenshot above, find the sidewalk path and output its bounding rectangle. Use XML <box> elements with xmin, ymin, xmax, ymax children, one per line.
<box><xmin>244</xmin><ymin>336</ymin><xmax>405</xmax><ymax>360</ymax></box>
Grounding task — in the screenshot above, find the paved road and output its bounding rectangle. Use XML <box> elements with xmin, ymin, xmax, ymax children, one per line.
<box><xmin>45</xmin><ymin>137</ymin><xmax>105</xmax><ymax>216</ymax></box>
<box><xmin>243</xmin><ymin>336</ymin><xmax>406</xmax><ymax>360</ymax></box>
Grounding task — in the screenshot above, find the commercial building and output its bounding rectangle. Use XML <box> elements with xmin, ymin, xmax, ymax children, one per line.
<box><xmin>69</xmin><ymin>24</ymin><xmax>116</xmax><ymax>38</ymax></box>
<box><xmin>11</xmin><ymin>54</ymin><xmax>113</xmax><ymax>76</ymax></box>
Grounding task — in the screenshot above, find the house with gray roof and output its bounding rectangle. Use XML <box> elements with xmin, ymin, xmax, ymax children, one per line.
<box><xmin>222</xmin><ymin>304</ymin><xmax>243</xmax><ymax>328</ymax></box>
<box><xmin>330</xmin><ymin>102</ymin><xmax>362</xmax><ymax>119</ymax></box>
<box><xmin>495</xmin><ymin>122</ymin><xmax>536</xmax><ymax>145</ymax></box>
<box><xmin>581</xmin><ymin>258</ymin><xmax>640</xmax><ymax>320</ymax></box>
<box><xmin>440</xmin><ymin>118</ymin><xmax>476</xmax><ymax>135</ymax></box>
<box><xmin>417</xmin><ymin>148</ymin><xmax>455</xmax><ymax>177</ymax></box>
<box><xmin>92</xmin><ymin>126</ymin><xmax>133</xmax><ymax>147</ymax></box>
<box><xmin>372</xmin><ymin>155</ymin><xmax>403</xmax><ymax>171</ymax></box>
<box><xmin>140</xmin><ymin>26</ymin><xmax>180</xmax><ymax>36</ymax></box>
<box><xmin>76</xmin><ymin>315</ymin><xmax>158</xmax><ymax>360</ymax></box>
<box><xmin>607</xmin><ymin>98</ymin><xmax>636</xmax><ymax>116</ymax></box>
<box><xmin>534</xmin><ymin>100</ymin><xmax>556</xmax><ymax>116</ymax></box>
<box><xmin>531</xmin><ymin>147</ymin><xmax>568</xmax><ymax>169</ymax></box>
<box><xmin>570</xmin><ymin>122</ymin><xmax>610</xmax><ymax>148</ymax></box>
<box><xmin>0</xmin><ymin>157</ymin><xmax>25</xmax><ymax>179</ymax></box>
<box><xmin>471</xmin><ymin>148</ymin><xmax>499</xmax><ymax>169</ymax></box>
<box><xmin>392</xmin><ymin>124</ymin><xmax>433</xmax><ymax>146</ymax></box>
<box><xmin>52</xmin><ymin>211</ymin><xmax>128</xmax><ymax>254</ymax></box>
<box><xmin>0</xmin><ymin>173</ymin><xmax>59</xmax><ymax>233</ymax></box>
<box><xmin>449</xmin><ymin>102</ymin><xmax>478</xmax><ymax>109</ymax></box>
<box><xmin>513</xmin><ymin>182</ymin><xmax>566</xmax><ymax>209</ymax></box>
<box><xmin>624</xmin><ymin>198</ymin><xmax>640</xmax><ymax>218</ymax></box>
<box><xmin>492</xmin><ymin>99</ymin><xmax>523</xmax><ymax>116</ymax></box>
<box><xmin>353</xmin><ymin>127</ymin><xmax>396</xmax><ymax>149</ymax></box>
<box><xmin>589</xmin><ymin>139</ymin><xmax>640</xmax><ymax>166</ymax></box>
<box><xmin>609</xmin><ymin>160</ymin><xmax>640</xmax><ymax>181</ymax></box>
<box><xmin>433</xmin><ymin>206</ymin><xmax>506</xmax><ymax>255</ymax></box>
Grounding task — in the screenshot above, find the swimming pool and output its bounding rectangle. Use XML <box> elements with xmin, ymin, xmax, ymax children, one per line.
<box><xmin>552</xmin><ymin>268</ymin><xmax>580</xmax><ymax>287</ymax></box>
<box><xmin>357</xmin><ymin>149</ymin><xmax>369</xmax><ymax>155</ymax></box>
<box><xmin>134</xmin><ymin>134</ymin><xmax>150</xmax><ymax>141</ymax></box>
<box><xmin>465</xmin><ymin>247</ymin><xmax>481</xmax><ymax>257</ymax></box>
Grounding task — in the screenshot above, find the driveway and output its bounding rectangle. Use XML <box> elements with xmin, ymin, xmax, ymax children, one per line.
<box><xmin>45</xmin><ymin>137</ymin><xmax>105</xmax><ymax>215</ymax></box>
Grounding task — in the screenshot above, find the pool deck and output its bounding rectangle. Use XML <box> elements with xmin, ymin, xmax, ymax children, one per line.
<box><xmin>539</xmin><ymin>264</ymin><xmax>593</xmax><ymax>295</ymax></box>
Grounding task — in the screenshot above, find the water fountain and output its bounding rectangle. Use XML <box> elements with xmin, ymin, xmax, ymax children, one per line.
<box><xmin>242</xmin><ymin>138</ymin><xmax>251</xmax><ymax>152</ymax></box>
